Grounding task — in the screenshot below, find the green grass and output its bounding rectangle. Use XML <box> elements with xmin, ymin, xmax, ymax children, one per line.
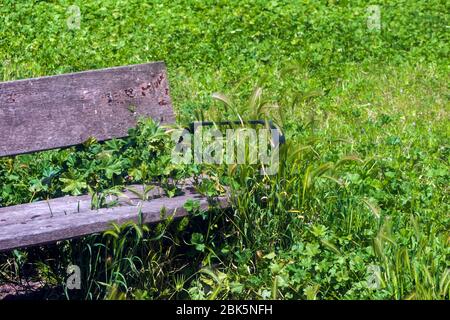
<box><xmin>0</xmin><ymin>0</ymin><xmax>448</xmax><ymax>300</ymax></box>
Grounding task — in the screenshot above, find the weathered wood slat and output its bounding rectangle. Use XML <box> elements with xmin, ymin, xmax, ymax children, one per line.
<box><xmin>0</xmin><ymin>62</ymin><xmax>175</xmax><ymax>157</ymax></box>
<box><xmin>0</xmin><ymin>62</ymin><xmax>233</xmax><ymax>252</ymax></box>
<box><xmin>0</xmin><ymin>185</ymin><xmax>229</xmax><ymax>251</ymax></box>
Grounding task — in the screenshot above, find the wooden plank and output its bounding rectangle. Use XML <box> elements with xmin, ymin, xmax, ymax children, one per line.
<box><xmin>0</xmin><ymin>184</ymin><xmax>230</xmax><ymax>252</ymax></box>
<box><xmin>0</xmin><ymin>62</ymin><xmax>175</xmax><ymax>157</ymax></box>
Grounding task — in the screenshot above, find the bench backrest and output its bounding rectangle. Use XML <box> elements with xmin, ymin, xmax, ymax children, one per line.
<box><xmin>0</xmin><ymin>62</ymin><xmax>175</xmax><ymax>157</ymax></box>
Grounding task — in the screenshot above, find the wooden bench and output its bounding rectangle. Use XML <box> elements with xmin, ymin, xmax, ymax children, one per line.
<box><xmin>0</xmin><ymin>62</ymin><xmax>229</xmax><ymax>252</ymax></box>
